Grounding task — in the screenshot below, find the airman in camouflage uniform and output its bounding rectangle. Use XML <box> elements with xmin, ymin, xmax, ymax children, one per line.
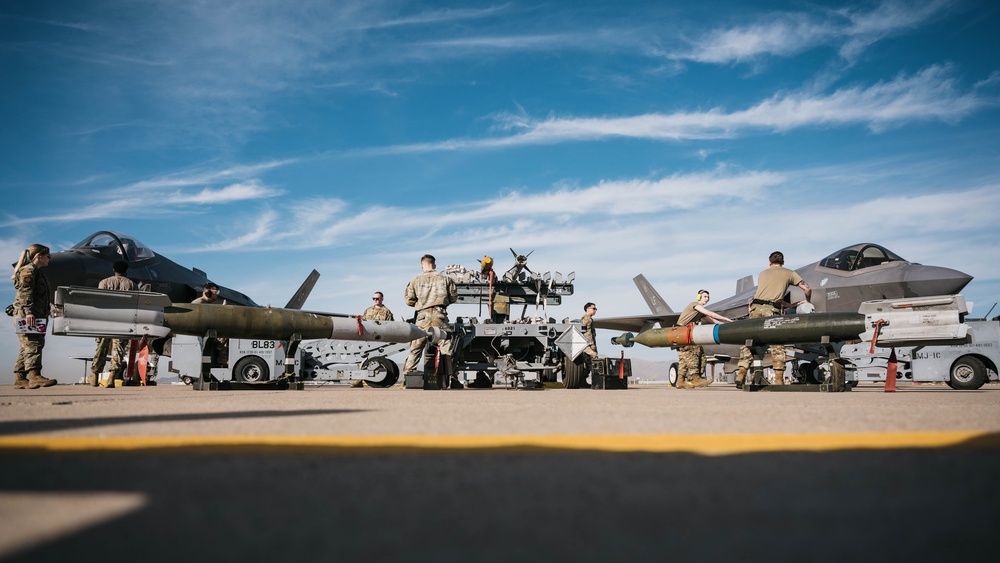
<box><xmin>90</xmin><ymin>261</ymin><xmax>136</xmax><ymax>386</ymax></box>
<box><xmin>580</xmin><ymin>302</ymin><xmax>599</xmax><ymax>362</ymax></box>
<box><xmin>674</xmin><ymin>290</ymin><xmax>732</xmax><ymax>389</ymax></box>
<box><xmin>403</xmin><ymin>255</ymin><xmax>458</xmax><ymax>385</ymax></box>
<box><xmin>576</xmin><ymin>302</ymin><xmax>601</xmax><ymax>387</ymax></box>
<box><xmin>11</xmin><ymin>244</ymin><xmax>56</xmax><ymax>389</ymax></box>
<box><xmin>736</xmin><ymin>252</ymin><xmax>811</xmax><ymax>388</ymax></box>
<box><xmin>361</xmin><ymin>292</ymin><xmax>394</xmax><ymax>321</ymax></box>
<box><xmin>351</xmin><ymin>292</ymin><xmax>396</xmax><ymax>387</ymax></box>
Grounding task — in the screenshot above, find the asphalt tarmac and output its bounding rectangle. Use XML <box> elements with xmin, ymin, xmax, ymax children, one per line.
<box><xmin>2</xmin><ymin>381</ymin><xmax>999</xmax><ymax>562</ymax></box>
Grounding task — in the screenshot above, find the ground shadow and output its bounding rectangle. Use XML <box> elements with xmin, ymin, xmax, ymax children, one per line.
<box><xmin>1</xmin><ymin>436</ymin><xmax>998</xmax><ymax>562</ymax></box>
<box><xmin>0</xmin><ymin>409</ymin><xmax>366</xmax><ymax>435</ymax></box>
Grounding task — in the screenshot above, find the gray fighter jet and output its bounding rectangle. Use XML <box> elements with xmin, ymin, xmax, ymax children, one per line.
<box><xmin>43</xmin><ymin>230</ymin><xmax>319</xmax><ymax>308</ymax></box>
<box><xmin>595</xmin><ymin>242</ymin><xmax>973</xmax><ymax>332</ymax></box>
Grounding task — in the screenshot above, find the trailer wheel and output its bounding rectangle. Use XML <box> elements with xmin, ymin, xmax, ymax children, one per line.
<box><xmin>563</xmin><ymin>355</ymin><xmax>586</xmax><ymax>388</ymax></box>
<box><xmin>361</xmin><ymin>356</ymin><xmax>399</xmax><ymax>388</ymax></box>
<box><xmin>668</xmin><ymin>363</ymin><xmax>679</xmax><ymax>387</ymax></box>
<box><xmin>948</xmin><ymin>356</ymin><xmax>987</xmax><ymax>390</ymax></box>
<box><xmin>182</xmin><ymin>375</ymin><xmax>194</xmax><ymax>385</ymax></box>
<box><xmin>801</xmin><ymin>361</ymin><xmax>825</xmax><ymax>384</ymax></box>
<box><xmin>234</xmin><ymin>356</ymin><xmax>269</xmax><ymax>383</ymax></box>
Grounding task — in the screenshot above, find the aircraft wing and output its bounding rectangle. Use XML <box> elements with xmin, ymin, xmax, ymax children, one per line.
<box><xmin>592</xmin><ymin>313</ymin><xmax>678</xmax><ymax>333</ymax></box>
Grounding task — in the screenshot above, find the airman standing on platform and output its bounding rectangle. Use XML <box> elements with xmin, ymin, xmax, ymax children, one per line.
<box><xmin>90</xmin><ymin>260</ymin><xmax>136</xmax><ymax>387</ymax></box>
<box><xmin>403</xmin><ymin>255</ymin><xmax>458</xmax><ymax>387</ymax></box>
<box><xmin>736</xmin><ymin>251</ymin><xmax>811</xmax><ymax>388</ymax></box>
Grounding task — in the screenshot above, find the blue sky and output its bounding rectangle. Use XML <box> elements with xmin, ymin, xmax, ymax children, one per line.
<box><xmin>2</xmin><ymin>0</ymin><xmax>999</xmax><ymax>378</ymax></box>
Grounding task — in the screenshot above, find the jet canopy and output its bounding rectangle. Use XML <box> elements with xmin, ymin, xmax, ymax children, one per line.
<box><xmin>71</xmin><ymin>231</ymin><xmax>155</xmax><ymax>261</ymax></box>
<box><xmin>818</xmin><ymin>243</ymin><xmax>904</xmax><ymax>272</ymax></box>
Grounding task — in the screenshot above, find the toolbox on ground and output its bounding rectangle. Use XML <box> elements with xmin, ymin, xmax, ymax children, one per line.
<box><xmin>592</xmin><ymin>358</ymin><xmax>631</xmax><ymax>389</ymax></box>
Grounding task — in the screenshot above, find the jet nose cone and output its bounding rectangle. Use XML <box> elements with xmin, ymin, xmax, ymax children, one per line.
<box><xmin>44</xmin><ymin>252</ymin><xmax>83</xmax><ymax>286</ymax></box>
<box><xmin>904</xmin><ymin>265</ymin><xmax>973</xmax><ymax>296</ymax></box>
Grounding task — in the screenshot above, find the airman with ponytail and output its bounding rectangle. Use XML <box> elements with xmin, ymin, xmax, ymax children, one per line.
<box><xmin>11</xmin><ymin>244</ymin><xmax>56</xmax><ymax>389</ymax></box>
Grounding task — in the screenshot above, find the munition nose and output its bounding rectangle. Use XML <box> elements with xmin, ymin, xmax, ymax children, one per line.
<box><xmin>903</xmin><ymin>265</ymin><xmax>973</xmax><ymax>297</ymax></box>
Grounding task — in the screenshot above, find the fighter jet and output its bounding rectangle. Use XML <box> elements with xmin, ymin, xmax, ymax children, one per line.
<box><xmin>712</xmin><ymin>243</ymin><xmax>973</xmax><ymax>320</ymax></box>
<box><xmin>595</xmin><ymin>243</ymin><xmax>973</xmax><ymax>332</ymax></box>
<box><xmin>43</xmin><ymin>230</ymin><xmax>267</xmax><ymax>307</ymax></box>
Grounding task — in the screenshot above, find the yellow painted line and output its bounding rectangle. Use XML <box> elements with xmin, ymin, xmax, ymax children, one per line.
<box><xmin>0</xmin><ymin>431</ymin><xmax>998</xmax><ymax>455</ymax></box>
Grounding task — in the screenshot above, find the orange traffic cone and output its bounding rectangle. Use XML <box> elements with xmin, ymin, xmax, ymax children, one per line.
<box><xmin>884</xmin><ymin>349</ymin><xmax>897</xmax><ymax>393</ymax></box>
<box><xmin>137</xmin><ymin>337</ymin><xmax>149</xmax><ymax>385</ymax></box>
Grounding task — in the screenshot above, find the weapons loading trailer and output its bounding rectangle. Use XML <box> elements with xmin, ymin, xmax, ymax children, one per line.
<box><xmin>440</xmin><ymin>261</ymin><xmax>610</xmax><ymax>389</ymax></box>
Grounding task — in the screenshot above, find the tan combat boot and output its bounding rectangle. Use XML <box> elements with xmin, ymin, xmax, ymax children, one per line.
<box><xmin>13</xmin><ymin>371</ymin><xmax>31</xmax><ymax>389</ymax></box>
<box><xmin>691</xmin><ymin>376</ymin><xmax>713</xmax><ymax>388</ymax></box>
<box><xmin>735</xmin><ymin>367</ymin><xmax>747</xmax><ymax>389</ymax></box>
<box><xmin>772</xmin><ymin>370</ymin><xmax>784</xmax><ymax>385</ymax></box>
<box><xmin>88</xmin><ymin>371</ymin><xmax>100</xmax><ymax>387</ymax></box>
<box><xmin>27</xmin><ymin>370</ymin><xmax>56</xmax><ymax>388</ymax></box>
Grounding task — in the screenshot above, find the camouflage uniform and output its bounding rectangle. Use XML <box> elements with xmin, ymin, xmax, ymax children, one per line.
<box><xmin>13</xmin><ymin>263</ymin><xmax>50</xmax><ymax>375</ymax></box>
<box><xmin>348</xmin><ymin>303</ymin><xmax>398</xmax><ymax>386</ymax></box>
<box><xmin>580</xmin><ymin>312</ymin><xmax>598</xmax><ymax>362</ymax></box>
<box><xmin>675</xmin><ymin>301</ymin><xmax>705</xmax><ymax>384</ymax></box>
<box><xmin>675</xmin><ymin>300</ymin><xmax>708</xmax><ymax>384</ymax></box>
<box><xmin>737</xmin><ymin>266</ymin><xmax>804</xmax><ymax>384</ymax></box>
<box><xmin>677</xmin><ymin>345</ymin><xmax>707</xmax><ymax>380</ymax></box>
<box><xmin>91</xmin><ymin>274</ymin><xmax>136</xmax><ymax>384</ymax></box>
<box><xmin>361</xmin><ymin>304</ymin><xmax>394</xmax><ymax>321</ymax></box>
<box><xmin>403</xmin><ymin>269</ymin><xmax>457</xmax><ymax>375</ymax></box>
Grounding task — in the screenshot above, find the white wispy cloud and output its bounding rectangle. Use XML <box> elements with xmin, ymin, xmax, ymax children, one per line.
<box><xmin>194</xmin><ymin>168</ymin><xmax>783</xmax><ymax>253</ymax></box>
<box><xmin>361</xmin><ymin>5</ymin><xmax>510</xmax><ymax>29</ymax></box>
<box><xmin>672</xmin><ymin>0</ymin><xmax>953</xmax><ymax>64</ymax></box>
<box><xmin>115</xmin><ymin>159</ymin><xmax>298</xmax><ymax>192</ymax></box>
<box><xmin>203</xmin><ymin>208</ymin><xmax>281</xmax><ymax>250</ymax></box>
<box><xmin>838</xmin><ymin>0</ymin><xmax>953</xmax><ymax>60</ymax></box>
<box><xmin>730</xmin><ymin>65</ymin><xmax>978</xmax><ymax>132</ymax></box>
<box><xmin>162</xmin><ymin>181</ymin><xmax>282</xmax><ymax>205</ymax></box>
<box><xmin>415</xmin><ymin>33</ymin><xmax>583</xmax><ymax>51</ymax></box>
<box><xmin>677</xmin><ymin>14</ymin><xmax>832</xmax><ymax>63</ymax></box>
<box><xmin>357</xmin><ymin>64</ymin><xmax>982</xmax><ymax>154</ymax></box>
<box><xmin>1</xmin><ymin>13</ymin><xmax>102</xmax><ymax>33</ymax></box>
<box><xmin>0</xmin><ymin>171</ymin><xmax>286</xmax><ymax>228</ymax></box>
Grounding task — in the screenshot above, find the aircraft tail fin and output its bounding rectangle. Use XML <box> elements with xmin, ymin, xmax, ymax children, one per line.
<box><xmin>735</xmin><ymin>275</ymin><xmax>754</xmax><ymax>295</ymax></box>
<box><xmin>284</xmin><ymin>269</ymin><xmax>321</xmax><ymax>310</ymax></box>
<box><xmin>633</xmin><ymin>274</ymin><xmax>674</xmax><ymax>315</ymax></box>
